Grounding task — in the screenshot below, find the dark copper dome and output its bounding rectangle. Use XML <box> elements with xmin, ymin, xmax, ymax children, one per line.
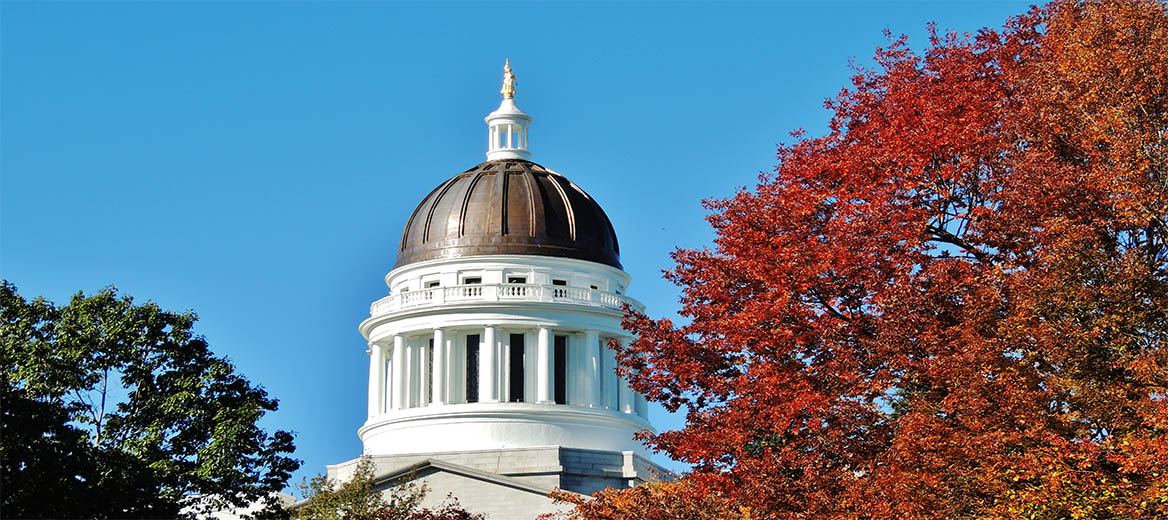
<box><xmin>395</xmin><ymin>160</ymin><xmax>621</xmax><ymax>269</ymax></box>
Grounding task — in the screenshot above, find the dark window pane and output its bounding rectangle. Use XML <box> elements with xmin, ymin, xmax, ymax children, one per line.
<box><xmin>465</xmin><ymin>334</ymin><xmax>479</xmax><ymax>403</ymax></box>
<box><xmin>509</xmin><ymin>333</ymin><xmax>525</xmax><ymax>402</ymax></box>
<box><xmin>554</xmin><ymin>335</ymin><xmax>567</xmax><ymax>405</ymax></box>
<box><xmin>426</xmin><ymin>339</ymin><xmax>434</xmax><ymax>406</ymax></box>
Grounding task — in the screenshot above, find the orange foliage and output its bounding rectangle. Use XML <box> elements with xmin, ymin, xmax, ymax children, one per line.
<box><xmin>542</xmin><ymin>480</ymin><xmax>748</xmax><ymax>520</ymax></box>
<box><xmin>580</xmin><ymin>1</ymin><xmax>1168</xmax><ymax>519</ymax></box>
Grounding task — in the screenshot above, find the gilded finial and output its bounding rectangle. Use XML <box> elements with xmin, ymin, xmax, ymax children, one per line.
<box><xmin>501</xmin><ymin>59</ymin><xmax>517</xmax><ymax>99</ymax></box>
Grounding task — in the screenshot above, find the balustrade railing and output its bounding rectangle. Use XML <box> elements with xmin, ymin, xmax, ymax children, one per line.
<box><xmin>369</xmin><ymin>283</ymin><xmax>642</xmax><ymax>316</ymax></box>
<box><xmin>447</xmin><ymin>285</ymin><xmax>482</xmax><ymax>300</ymax></box>
<box><xmin>498</xmin><ymin>284</ymin><xmax>537</xmax><ymax>298</ymax></box>
<box><xmin>552</xmin><ymin>286</ymin><xmax>589</xmax><ymax>299</ymax></box>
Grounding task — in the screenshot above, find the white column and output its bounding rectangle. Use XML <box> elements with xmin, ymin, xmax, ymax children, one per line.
<box><xmin>406</xmin><ymin>339</ymin><xmax>416</xmax><ymax>408</ymax></box>
<box><xmin>446</xmin><ymin>334</ymin><xmax>460</xmax><ymax>404</ymax></box>
<box><xmin>454</xmin><ymin>334</ymin><xmax>464</xmax><ymax>403</ymax></box>
<box><xmin>480</xmin><ymin>326</ymin><xmax>497</xmax><ymax>402</ymax></box>
<box><xmin>569</xmin><ymin>333</ymin><xmax>586</xmax><ymax>405</ymax></box>
<box><xmin>391</xmin><ymin>335</ymin><xmax>405</xmax><ymax>410</ymax></box>
<box><xmin>584</xmin><ymin>330</ymin><xmax>601</xmax><ymax>407</ymax></box>
<box><xmin>502</xmin><ymin>332</ymin><xmax>511</xmax><ymax>400</ymax></box>
<box><xmin>600</xmin><ymin>336</ymin><xmax>618</xmax><ymax>409</ymax></box>
<box><xmin>619</xmin><ymin>382</ymin><xmax>634</xmax><ymax>414</ymax></box>
<box><xmin>368</xmin><ymin>342</ymin><xmax>385</xmax><ymax>418</ymax></box>
<box><xmin>418</xmin><ymin>339</ymin><xmax>428</xmax><ymax>406</ymax></box>
<box><xmin>431</xmin><ymin>329</ymin><xmax>446</xmax><ymax>405</ymax></box>
<box><xmin>633</xmin><ymin>349</ymin><xmax>649</xmax><ymax>418</ymax></box>
<box><xmin>415</xmin><ymin>338</ymin><xmax>425</xmax><ymax>406</ymax></box>
<box><xmin>413</xmin><ymin>338</ymin><xmax>423</xmax><ymax>407</ymax></box>
<box><xmin>524</xmin><ymin>331</ymin><xmax>538</xmax><ymax>403</ymax></box>
<box><xmin>536</xmin><ymin>327</ymin><xmax>552</xmax><ymax>404</ymax></box>
<box><xmin>523</xmin><ymin>331</ymin><xmax>534</xmax><ymax>401</ymax></box>
<box><xmin>617</xmin><ymin>339</ymin><xmax>634</xmax><ymax>414</ymax></box>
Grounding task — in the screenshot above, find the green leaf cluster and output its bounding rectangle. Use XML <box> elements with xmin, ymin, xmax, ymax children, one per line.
<box><xmin>293</xmin><ymin>457</ymin><xmax>486</xmax><ymax>520</ymax></box>
<box><xmin>295</xmin><ymin>458</ymin><xmax>424</xmax><ymax>520</ymax></box>
<box><xmin>1</xmin><ymin>281</ymin><xmax>301</xmax><ymax>518</ymax></box>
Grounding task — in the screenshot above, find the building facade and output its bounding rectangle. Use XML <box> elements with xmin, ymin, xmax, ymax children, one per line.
<box><xmin>326</xmin><ymin>62</ymin><xmax>665</xmax><ymax>519</ymax></box>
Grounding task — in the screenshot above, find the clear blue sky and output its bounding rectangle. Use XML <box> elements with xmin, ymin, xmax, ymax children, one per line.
<box><xmin>3</xmin><ymin>1</ymin><xmax>1031</xmax><ymax>495</ymax></box>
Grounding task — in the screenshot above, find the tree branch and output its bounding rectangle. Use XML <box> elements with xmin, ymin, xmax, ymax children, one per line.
<box><xmin>925</xmin><ymin>224</ymin><xmax>993</xmax><ymax>264</ymax></box>
<box><xmin>814</xmin><ymin>293</ymin><xmax>852</xmax><ymax>322</ymax></box>
<box><xmin>95</xmin><ymin>367</ymin><xmax>108</xmax><ymax>447</ymax></box>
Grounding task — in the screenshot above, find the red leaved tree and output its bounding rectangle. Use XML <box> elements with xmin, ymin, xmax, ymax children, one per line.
<box><xmin>567</xmin><ymin>1</ymin><xmax>1168</xmax><ymax>518</ymax></box>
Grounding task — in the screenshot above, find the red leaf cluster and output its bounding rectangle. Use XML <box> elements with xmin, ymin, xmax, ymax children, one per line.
<box><xmin>542</xmin><ymin>481</ymin><xmax>747</xmax><ymax>520</ymax></box>
<box><xmin>596</xmin><ymin>1</ymin><xmax>1168</xmax><ymax>518</ymax></box>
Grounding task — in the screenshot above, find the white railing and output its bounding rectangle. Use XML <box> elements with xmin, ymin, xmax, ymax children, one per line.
<box><xmin>369</xmin><ymin>283</ymin><xmax>643</xmax><ymax>316</ymax></box>
<box><xmin>498</xmin><ymin>284</ymin><xmax>536</xmax><ymax>299</ymax></box>
<box><xmin>446</xmin><ymin>285</ymin><xmax>483</xmax><ymax>300</ymax></box>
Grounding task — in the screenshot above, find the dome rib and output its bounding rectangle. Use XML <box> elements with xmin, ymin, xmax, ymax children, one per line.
<box><xmin>401</xmin><ymin>181</ymin><xmax>445</xmax><ymax>252</ymax></box>
<box><xmin>423</xmin><ymin>176</ymin><xmax>459</xmax><ymax>243</ymax></box>
<box><xmin>394</xmin><ymin>159</ymin><xmax>621</xmax><ymax>270</ymax></box>
<box><xmin>457</xmin><ymin>172</ymin><xmax>485</xmax><ymax>239</ymax></box>
<box><xmin>547</xmin><ymin>174</ymin><xmax>576</xmax><ymax>241</ymax></box>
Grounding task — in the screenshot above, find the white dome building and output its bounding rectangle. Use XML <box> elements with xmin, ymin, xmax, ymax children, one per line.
<box><xmin>326</xmin><ymin>62</ymin><xmax>665</xmax><ymax>520</ymax></box>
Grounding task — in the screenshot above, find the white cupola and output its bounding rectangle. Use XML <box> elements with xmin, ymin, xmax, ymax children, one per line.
<box><xmin>484</xmin><ymin>59</ymin><xmax>532</xmax><ymax>161</ymax></box>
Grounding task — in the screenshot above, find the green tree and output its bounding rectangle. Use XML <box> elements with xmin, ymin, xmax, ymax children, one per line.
<box><xmin>1</xmin><ymin>281</ymin><xmax>301</xmax><ymax>518</ymax></box>
<box><xmin>293</xmin><ymin>457</ymin><xmax>485</xmax><ymax>520</ymax></box>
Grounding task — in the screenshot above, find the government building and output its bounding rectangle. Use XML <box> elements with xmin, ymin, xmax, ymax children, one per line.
<box><xmin>324</xmin><ymin>62</ymin><xmax>666</xmax><ymax>519</ymax></box>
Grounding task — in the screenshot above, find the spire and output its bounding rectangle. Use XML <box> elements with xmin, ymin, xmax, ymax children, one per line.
<box><xmin>485</xmin><ymin>59</ymin><xmax>532</xmax><ymax>161</ymax></box>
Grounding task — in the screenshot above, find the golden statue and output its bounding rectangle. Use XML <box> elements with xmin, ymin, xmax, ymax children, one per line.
<box><xmin>501</xmin><ymin>59</ymin><xmax>517</xmax><ymax>99</ymax></box>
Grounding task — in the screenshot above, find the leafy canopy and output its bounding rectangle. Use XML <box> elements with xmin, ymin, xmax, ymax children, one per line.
<box><xmin>1</xmin><ymin>281</ymin><xmax>301</xmax><ymax>518</ymax></box>
<box><xmin>588</xmin><ymin>1</ymin><xmax>1168</xmax><ymax>519</ymax></box>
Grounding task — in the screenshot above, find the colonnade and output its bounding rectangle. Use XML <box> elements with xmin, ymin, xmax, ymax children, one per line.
<box><xmin>368</xmin><ymin>326</ymin><xmax>648</xmax><ymax>419</ymax></box>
